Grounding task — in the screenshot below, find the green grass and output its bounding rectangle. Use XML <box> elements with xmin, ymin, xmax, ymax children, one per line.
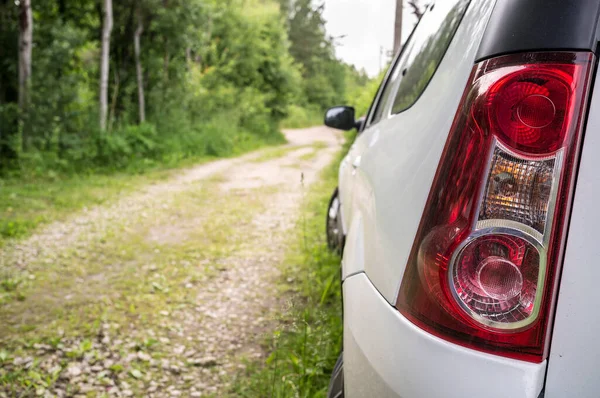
<box><xmin>0</xmin><ymin>172</ymin><xmax>165</xmax><ymax>244</ymax></box>
<box><xmin>297</xmin><ymin>142</ymin><xmax>328</xmax><ymax>162</ymax></box>
<box><xmin>0</xmin><ymin>140</ymin><xmax>280</xmax><ymax>246</ymax></box>
<box><xmin>0</xmin><ymin>172</ymin><xmax>270</xmax><ymax>336</ymax></box>
<box><xmin>0</xmin><ymin>169</ymin><xmax>271</xmax><ymax>395</ymax></box>
<box><xmin>250</xmin><ymin>145</ymin><xmax>302</xmax><ymax>163</ymax></box>
<box><xmin>229</xmin><ymin>132</ymin><xmax>353</xmax><ymax>397</ymax></box>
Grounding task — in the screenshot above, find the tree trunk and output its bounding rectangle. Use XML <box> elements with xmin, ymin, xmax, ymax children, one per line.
<box><xmin>185</xmin><ymin>47</ymin><xmax>191</xmax><ymax>65</ymax></box>
<box><xmin>58</xmin><ymin>0</ymin><xmax>66</xmax><ymax>18</ymax></box>
<box><xmin>18</xmin><ymin>0</ymin><xmax>32</xmax><ymax>150</ymax></box>
<box><xmin>100</xmin><ymin>0</ymin><xmax>113</xmax><ymax>131</ymax></box>
<box><xmin>134</xmin><ymin>5</ymin><xmax>145</xmax><ymax>124</ymax></box>
<box><xmin>393</xmin><ymin>0</ymin><xmax>403</xmax><ymax>55</ymax></box>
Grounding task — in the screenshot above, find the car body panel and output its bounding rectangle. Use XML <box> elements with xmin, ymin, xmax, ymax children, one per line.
<box><xmin>341</xmin><ymin>211</ymin><xmax>365</xmax><ymax>279</ymax></box>
<box><xmin>343</xmin><ymin>273</ymin><xmax>546</xmax><ymax>398</ymax></box>
<box><xmin>338</xmin><ymin>148</ymin><xmax>352</xmax><ymax>235</ymax></box>
<box><xmin>339</xmin><ymin>0</ymin><xmax>496</xmax><ymax>303</ymax></box>
<box><xmin>544</xmin><ymin>65</ymin><xmax>600</xmax><ymax>398</ymax></box>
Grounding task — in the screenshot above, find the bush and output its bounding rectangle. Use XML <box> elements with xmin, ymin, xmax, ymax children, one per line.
<box><xmin>281</xmin><ymin>105</ymin><xmax>323</xmax><ymax>129</ymax></box>
<box><xmin>346</xmin><ymin>71</ymin><xmax>384</xmax><ymax>118</ymax></box>
<box><xmin>93</xmin><ymin>123</ymin><xmax>158</xmax><ymax>169</ymax></box>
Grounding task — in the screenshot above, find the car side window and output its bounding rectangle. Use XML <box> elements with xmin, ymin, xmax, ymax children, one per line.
<box><xmin>391</xmin><ymin>0</ymin><xmax>470</xmax><ymax>114</ymax></box>
<box><xmin>368</xmin><ymin>56</ymin><xmax>405</xmax><ymax>126</ymax></box>
<box><xmin>366</xmin><ymin>21</ymin><xmax>422</xmax><ymax>128</ymax></box>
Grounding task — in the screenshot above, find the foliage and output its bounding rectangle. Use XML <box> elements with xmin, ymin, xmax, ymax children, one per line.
<box><xmin>346</xmin><ymin>70</ymin><xmax>385</xmax><ymax>117</ymax></box>
<box><xmin>0</xmin><ymin>0</ymin><xmax>376</xmax><ymax>178</ymax></box>
<box><xmin>0</xmin><ymin>0</ymin><xmax>374</xmax><ymax>177</ymax></box>
<box><xmin>281</xmin><ymin>0</ymin><xmax>373</xmax><ymax>117</ymax></box>
<box><xmin>0</xmin><ymin>0</ymin><xmax>303</xmax><ymax>178</ymax></box>
<box><xmin>281</xmin><ymin>104</ymin><xmax>323</xmax><ymax>129</ymax></box>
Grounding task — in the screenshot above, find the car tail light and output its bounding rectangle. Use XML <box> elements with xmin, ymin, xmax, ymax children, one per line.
<box><xmin>396</xmin><ymin>52</ymin><xmax>594</xmax><ymax>362</ymax></box>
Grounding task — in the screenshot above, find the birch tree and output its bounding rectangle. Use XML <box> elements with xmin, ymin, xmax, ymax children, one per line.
<box><xmin>99</xmin><ymin>0</ymin><xmax>113</xmax><ymax>130</ymax></box>
<box><xmin>18</xmin><ymin>0</ymin><xmax>32</xmax><ymax>148</ymax></box>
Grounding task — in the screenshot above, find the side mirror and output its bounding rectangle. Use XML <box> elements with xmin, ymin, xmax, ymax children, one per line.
<box><xmin>324</xmin><ymin>106</ymin><xmax>356</xmax><ymax>131</ymax></box>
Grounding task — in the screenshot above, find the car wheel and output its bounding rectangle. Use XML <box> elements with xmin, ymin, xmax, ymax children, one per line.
<box><xmin>326</xmin><ymin>188</ymin><xmax>344</xmax><ymax>255</ymax></box>
<box><xmin>327</xmin><ymin>352</ymin><xmax>344</xmax><ymax>398</ymax></box>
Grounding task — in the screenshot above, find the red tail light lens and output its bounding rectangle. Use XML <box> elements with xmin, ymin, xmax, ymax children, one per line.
<box><xmin>396</xmin><ymin>52</ymin><xmax>594</xmax><ymax>362</ymax></box>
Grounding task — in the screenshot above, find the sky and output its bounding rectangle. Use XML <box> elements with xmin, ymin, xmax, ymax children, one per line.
<box><xmin>323</xmin><ymin>0</ymin><xmax>420</xmax><ymax>77</ymax></box>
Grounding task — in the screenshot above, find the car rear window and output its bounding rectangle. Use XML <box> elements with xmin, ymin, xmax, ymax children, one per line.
<box><xmin>391</xmin><ymin>0</ymin><xmax>470</xmax><ymax>114</ymax></box>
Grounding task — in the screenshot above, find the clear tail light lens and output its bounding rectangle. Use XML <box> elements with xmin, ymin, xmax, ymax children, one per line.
<box><xmin>396</xmin><ymin>52</ymin><xmax>594</xmax><ymax>362</ymax></box>
<box><xmin>479</xmin><ymin>147</ymin><xmax>556</xmax><ymax>233</ymax></box>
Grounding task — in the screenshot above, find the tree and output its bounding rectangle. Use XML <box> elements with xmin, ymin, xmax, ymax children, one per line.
<box><xmin>277</xmin><ymin>0</ymin><xmax>291</xmax><ymax>18</ymax></box>
<box><xmin>284</xmin><ymin>0</ymin><xmax>347</xmax><ymax>110</ymax></box>
<box><xmin>18</xmin><ymin>0</ymin><xmax>33</xmax><ymax>148</ymax></box>
<box><xmin>134</xmin><ymin>3</ymin><xmax>145</xmax><ymax>123</ymax></box>
<box><xmin>287</xmin><ymin>0</ymin><xmax>331</xmax><ymax>72</ymax></box>
<box><xmin>99</xmin><ymin>0</ymin><xmax>113</xmax><ymax>130</ymax></box>
<box><xmin>393</xmin><ymin>0</ymin><xmax>402</xmax><ymax>55</ymax></box>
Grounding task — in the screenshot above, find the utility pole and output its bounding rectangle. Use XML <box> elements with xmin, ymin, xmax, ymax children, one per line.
<box><xmin>394</xmin><ymin>0</ymin><xmax>403</xmax><ymax>55</ymax></box>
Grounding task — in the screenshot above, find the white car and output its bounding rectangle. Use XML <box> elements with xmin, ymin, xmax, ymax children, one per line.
<box><xmin>324</xmin><ymin>0</ymin><xmax>600</xmax><ymax>397</ymax></box>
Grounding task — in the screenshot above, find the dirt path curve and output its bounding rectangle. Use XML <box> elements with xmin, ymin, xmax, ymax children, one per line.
<box><xmin>0</xmin><ymin>127</ymin><xmax>342</xmax><ymax>398</ymax></box>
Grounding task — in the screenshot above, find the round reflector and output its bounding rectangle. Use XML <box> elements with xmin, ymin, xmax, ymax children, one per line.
<box><xmin>451</xmin><ymin>234</ymin><xmax>539</xmax><ymax>327</ymax></box>
<box><xmin>477</xmin><ymin>256</ymin><xmax>523</xmax><ymax>300</ymax></box>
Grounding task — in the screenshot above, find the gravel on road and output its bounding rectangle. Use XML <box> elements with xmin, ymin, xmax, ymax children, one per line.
<box><xmin>0</xmin><ymin>127</ymin><xmax>342</xmax><ymax>397</ymax></box>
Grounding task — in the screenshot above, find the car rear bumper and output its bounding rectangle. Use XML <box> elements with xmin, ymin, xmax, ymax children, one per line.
<box><xmin>343</xmin><ymin>273</ymin><xmax>546</xmax><ymax>398</ymax></box>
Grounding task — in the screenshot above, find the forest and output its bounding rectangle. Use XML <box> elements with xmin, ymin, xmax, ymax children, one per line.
<box><xmin>0</xmin><ymin>0</ymin><xmax>374</xmax><ymax>178</ymax></box>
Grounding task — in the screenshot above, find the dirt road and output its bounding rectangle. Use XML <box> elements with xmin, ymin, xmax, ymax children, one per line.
<box><xmin>0</xmin><ymin>127</ymin><xmax>342</xmax><ymax>397</ymax></box>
